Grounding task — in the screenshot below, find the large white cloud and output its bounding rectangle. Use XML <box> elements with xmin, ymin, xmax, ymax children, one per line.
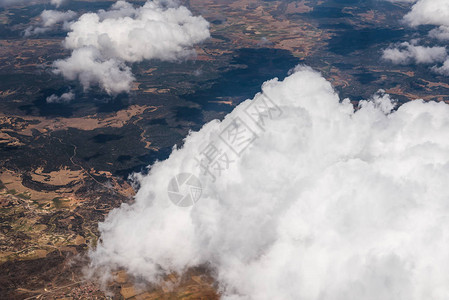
<box><xmin>89</xmin><ymin>66</ymin><xmax>449</xmax><ymax>299</ymax></box>
<box><xmin>53</xmin><ymin>0</ymin><xmax>210</xmax><ymax>95</ymax></box>
<box><xmin>382</xmin><ymin>41</ymin><xmax>447</xmax><ymax>64</ymax></box>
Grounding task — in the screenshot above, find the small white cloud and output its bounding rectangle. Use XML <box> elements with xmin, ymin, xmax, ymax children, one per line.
<box><xmin>53</xmin><ymin>47</ymin><xmax>134</xmax><ymax>95</ymax></box>
<box><xmin>382</xmin><ymin>41</ymin><xmax>447</xmax><ymax>64</ymax></box>
<box><xmin>258</xmin><ymin>37</ymin><xmax>273</xmax><ymax>46</ymax></box>
<box><xmin>54</xmin><ymin>0</ymin><xmax>210</xmax><ymax>95</ymax></box>
<box><xmin>0</xmin><ymin>0</ymin><xmax>67</xmax><ymax>7</ymax></box>
<box><xmin>46</xmin><ymin>90</ymin><xmax>75</xmax><ymax>103</ymax></box>
<box><xmin>429</xmin><ymin>26</ymin><xmax>449</xmax><ymax>41</ymax></box>
<box><xmin>41</xmin><ymin>9</ymin><xmax>76</xmax><ymax>27</ymax></box>
<box><xmin>24</xmin><ymin>26</ymin><xmax>50</xmax><ymax>37</ymax></box>
<box><xmin>50</xmin><ymin>0</ymin><xmax>65</xmax><ymax>7</ymax></box>
<box><xmin>432</xmin><ymin>58</ymin><xmax>449</xmax><ymax>76</ymax></box>
<box><xmin>24</xmin><ymin>9</ymin><xmax>77</xmax><ymax>36</ymax></box>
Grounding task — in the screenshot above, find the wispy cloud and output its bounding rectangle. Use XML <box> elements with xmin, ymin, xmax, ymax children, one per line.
<box><xmin>46</xmin><ymin>90</ymin><xmax>75</xmax><ymax>103</ymax></box>
<box><xmin>403</xmin><ymin>0</ymin><xmax>449</xmax><ymax>27</ymax></box>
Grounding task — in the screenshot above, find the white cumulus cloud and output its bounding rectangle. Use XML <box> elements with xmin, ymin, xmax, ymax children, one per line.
<box><xmin>89</xmin><ymin>66</ymin><xmax>449</xmax><ymax>299</ymax></box>
<box><xmin>53</xmin><ymin>47</ymin><xmax>134</xmax><ymax>95</ymax></box>
<box><xmin>54</xmin><ymin>0</ymin><xmax>210</xmax><ymax>95</ymax></box>
<box><xmin>383</xmin><ymin>0</ymin><xmax>449</xmax><ymax>76</ymax></box>
<box><xmin>0</xmin><ymin>0</ymin><xmax>67</xmax><ymax>7</ymax></box>
<box><xmin>430</xmin><ymin>26</ymin><xmax>449</xmax><ymax>41</ymax></box>
<box><xmin>46</xmin><ymin>90</ymin><xmax>75</xmax><ymax>103</ymax></box>
<box><xmin>40</xmin><ymin>9</ymin><xmax>76</xmax><ymax>27</ymax></box>
<box><xmin>24</xmin><ymin>9</ymin><xmax>77</xmax><ymax>36</ymax></box>
<box><xmin>403</xmin><ymin>0</ymin><xmax>449</xmax><ymax>27</ymax></box>
<box><xmin>387</xmin><ymin>0</ymin><xmax>417</xmax><ymax>3</ymax></box>
<box><xmin>432</xmin><ymin>59</ymin><xmax>449</xmax><ymax>76</ymax></box>
<box><xmin>382</xmin><ymin>41</ymin><xmax>447</xmax><ymax>64</ymax></box>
